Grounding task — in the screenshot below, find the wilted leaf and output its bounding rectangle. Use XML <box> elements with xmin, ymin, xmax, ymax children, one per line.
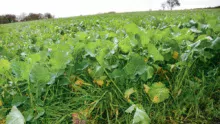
<box><xmin>133</xmin><ymin>108</ymin><xmax>150</xmax><ymax>124</ymax></box>
<box><xmin>125</xmin><ymin>104</ymin><xmax>136</xmax><ymax>113</ymax></box>
<box><xmin>6</xmin><ymin>106</ymin><xmax>25</xmax><ymax>124</ymax></box>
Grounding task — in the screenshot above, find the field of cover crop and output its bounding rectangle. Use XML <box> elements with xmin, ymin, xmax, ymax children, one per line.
<box><xmin>0</xmin><ymin>9</ymin><xmax>219</xmax><ymax>124</ymax></box>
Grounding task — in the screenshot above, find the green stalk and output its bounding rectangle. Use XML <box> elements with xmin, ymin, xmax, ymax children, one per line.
<box><xmin>6</xmin><ymin>71</ymin><xmax>22</xmax><ymax>96</ymax></box>
<box><xmin>95</xmin><ymin>58</ymin><xmax>124</xmax><ymax>100</ymax></box>
<box><xmin>103</xmin><ymin>69</ymin><xmax>124</xmax><ymax>97</ymax></box>
<box><xmin>27</xmin><ymin>78</ymin><xmax>34</xmax><ymax>107</ymax></box>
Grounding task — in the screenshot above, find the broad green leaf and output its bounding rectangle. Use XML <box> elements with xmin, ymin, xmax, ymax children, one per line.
<box><xmin>73</xmin><ymin>42</ymin><xmax>85</xmax><ymax>56</ymax></box>
<box><xmin>6</xmin><ymin>106</ymin><xmax>25</xmax><ymax>124</ymax></box>
<box><xmin>88</xmin><ymin>66</ymin><xmax>105</xmax><ymax>79</ymax></box>
<box><xmin>111</xmin><ymin>69</ymin><xmax>125</xmax><ymax>79</ymax></box>
<box><xmin>11</xmin><ymin>61</ymin><xmax>31</xmax><ymax>81</ymax></box>
<box><xmin>148</xmin><ymin>43</ymin><xmax>164</xmax><ymax>61</ymax></box>
<box><xmin>0</xmin><ymin>59</ymin><xmax>11</xmax><ymax>74</ymax></box>
<box><xmin>124</xmin><ymin>23</ymin><xmax>140</xmax><ymax>34</ymax></box>
<box><xmin>174</xmin><ymin>28</ymin><xmax>194</xmax><ymax>43</ymax></box>
<box><xmin>211</xmin><ymin>37</ymin><xmax>220</xmax><ymax>50</ymax></box>
<box><xmin>141</xmin><ymin>66</ymin><xmax>154</xmax><ymax>81</ymax></box>
<box><xmin>75</xmin><ymin>32</ymin><xmax>87</xmax><ymax>40</ymax></box>
<box><xmin>23</xmin><ymin>109</ymin><xmax>34</xmax><ymax>122</ymax></box>
<box><xmin>34</xmin><ymin>107</ymin><xmax>45</xmax><ymax>120</ymax></box>
<box><xmin>0</xmin><ymin>77</ymin><xmax>7</xmax><ymax>86</ymax></box>
<box><xmin>190</xmin><ymin>39</ymin><xmax>211</xmax><ymax>49</ymax></box>
<box><xmin>39</xmin><ymin>51</ymin><xmax>48</xmax><ymax>61</ymax></box>
<box><xmin>85</xmin><ymin>42</ymin><xmax>98</xmax><ymax>57</ymax></box>
<box><xmin>96</xmin><ymin>48</ymin><xmax>107</xmax><ymax>67</ymax></box>
<box><xmin>190</xmin><ymin>27</ymin><xmax>202</xmax><ymax>33</ymax></box>
<box><xmin>49</xmin><ymin>50</ymin><xmax>72</xmax><ymax>70</ymax></box>
<box><xmin>119</xmin><ymin>37</ymin><xmax>132</xmax><ymax>53</ymax></box>
<box><xmin>196</xmin><ymin>35</ymin><xmax>209</xmax><ymax>41</ymax></box>
<box><xmin>12</xmin><ymin>96</ymin><xmax>27</xmax><ymax>107</ymax></box>
<box><xmin>75</xmin><ymin>60</ymin><xmax>90</xmax><ymax>71</ymax></box>
<box><xmin>124</xmin><ymin>53</ymin><xmax>147</xmax><ymax>78</ymax></box>
<box><xmin>140</xmin><ymin>31</ymin><xmax>150</xmax><ymax>48</ymax></box>
<box><xmin>30</xmin><ymin>64</ymin><xmax>51</xmax><ymax>84</ymax></box>
<box><xmin>27</xmin><ymin>53</ymin><xmax>41</xmax><ymax>64</ymax></box>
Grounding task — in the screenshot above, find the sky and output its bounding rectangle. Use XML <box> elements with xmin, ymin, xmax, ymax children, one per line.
<box><xmin>0</xmin><ymin>0</ymin><xmax>219</xmax><ymax>17</ymax></box>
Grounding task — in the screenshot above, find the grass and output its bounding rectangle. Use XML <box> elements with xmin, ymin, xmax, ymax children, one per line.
<box><xmin>33</xmin><ymin>57</ymin><xmax>219</xmax><ymax>123</ymax></box>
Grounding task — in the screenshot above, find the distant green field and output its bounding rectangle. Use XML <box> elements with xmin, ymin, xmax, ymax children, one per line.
<box><xmin>0</xmin><ymin>9</ymin><xmax>219</xmax><ymax>124</ymax></box>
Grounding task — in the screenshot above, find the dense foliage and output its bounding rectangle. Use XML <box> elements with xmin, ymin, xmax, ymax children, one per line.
<box><xmin>0</xmin><ymin>9</ymin><xmax>219</xmax><ymax>123</ymax></box>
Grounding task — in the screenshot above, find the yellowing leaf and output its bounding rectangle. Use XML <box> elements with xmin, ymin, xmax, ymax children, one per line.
<box><xmin>152</xmin><ymin>96</ymin><xmax>159</xmax><ymax>103</ymax></box>
<box><xmin>75</xmin><ymin>79</ymin><xmax>84</xmax><ymax>86</ymax></box>
<box><xmin>87</xmin><ymin>68</ymin><xmax>92</xmax><ymax>75</ymax></box>
<box><xmin>170</xmin><ymin>64</ymin><xmax>175</xmax><ymax>72</ymax></box>
<box><xmin>69</xmin><ymin>75</ymin><xmax>76</xmax><ymax>82</ymax></box>
<box><xmin>156</xmin><ymin>67</ymin><xmax>163</xmax><ymax>74</ymax></box>
<box><xmin>124</xmin><ymin>88</ymin><xmax>135</xmax><ymax>100</ymax></box>
<box><xmin>0</xmin><ymin>119</ymin><xmax>6</xmax><ymax>124</ymax></box>
<box><xmin>93</xmin><ymin>80</ymin><xmax>104</xmax><ymax>87</ymax></box>
<box><xmin>144</xmin><ymin>58</ymin><xmax>148</xmax><ymax>62</ymax></box>
<box><xmin>152</xmin><ymin>82</ymin><xmax>164</xmax><ymax>88</ymax></box>
<box><xmin>0</xmin><ymin>100</ymin><xmax>3</xmax><ymax>106</ymax></box>
<box><xmin>106</xmin><ymin>80</ymin><xmax>111</xmax><ymax>86</ymax></box>
<box><xmin>6</xmin><ymin>106</ymin><xmax>25</xmax><ymax>124</ymax></box>
<box><xmin>144</xmin><ymin>84</ymin><xmax>150</xmax><ymax>94</ymax></box>
<box><xmin>172</xmin><ymin>51</ymin><xmax>179</xmax><ymax>59</ymax></box>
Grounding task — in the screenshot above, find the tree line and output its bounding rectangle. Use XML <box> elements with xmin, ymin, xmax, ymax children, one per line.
<box><xmin>161</xmin><ymin>0</ymin><xmax>180</xmax><ymax>10</ymax></box>
<box><xmin>0</xmin><ymin>13</ymin><xmax>54</xmax><ymax>24</ymax></box>
<box><xmin>161</xmin><ymin>0</ymin><xmax>219</xmax><ymax>10</ymax></box>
